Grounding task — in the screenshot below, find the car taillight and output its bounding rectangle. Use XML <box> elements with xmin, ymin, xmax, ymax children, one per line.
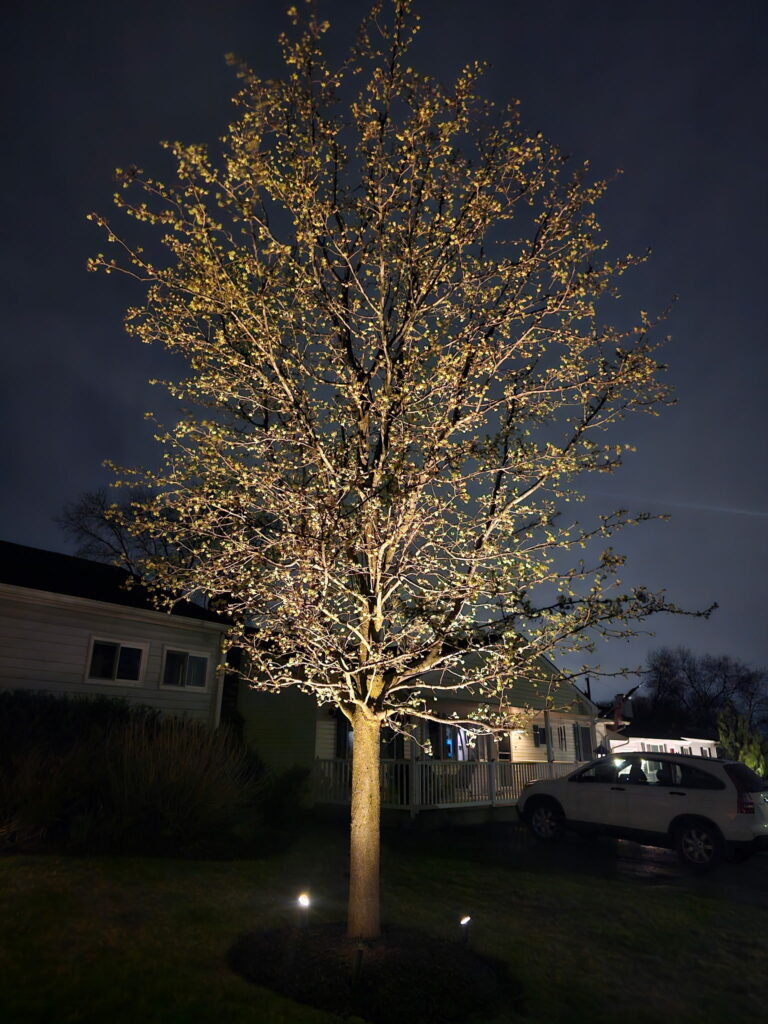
<box><xmin>737</xmin><ymin>792</ymin><xmax>755</xmax><ymax>815</ymax></box>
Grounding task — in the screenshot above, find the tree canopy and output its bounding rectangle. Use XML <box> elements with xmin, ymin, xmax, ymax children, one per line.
<box><xmin>90</xmin><ymin>0</ymin><xmax>699</xmax><ymax>936</ymax></box>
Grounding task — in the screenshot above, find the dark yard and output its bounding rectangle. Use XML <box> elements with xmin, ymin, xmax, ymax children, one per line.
<box><xmin>2</xmin><ymin>821</ymin><xmax>766</xmax><ymax>1024</ymax></box>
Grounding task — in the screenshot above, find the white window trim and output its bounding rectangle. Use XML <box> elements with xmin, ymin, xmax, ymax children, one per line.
<box><xmin>160</xmin><ymin>645</ymin><xmax>211</xmax><ymax>691</ymax></box>
<box><xmin>85</xmin><ymin>636</ymin><xmax>149</xmax><ymax>686</ymax></box>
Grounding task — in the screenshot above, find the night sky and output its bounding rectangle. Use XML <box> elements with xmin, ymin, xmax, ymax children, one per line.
<box><xmin>2</xmin><ymin>0</ymin><xmax>766</xmax><ymax>698</ymax></box>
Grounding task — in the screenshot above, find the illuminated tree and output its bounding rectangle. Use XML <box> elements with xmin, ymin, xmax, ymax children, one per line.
<box><xmin>718</xmin><ymin>703</ymin><xmax>768</xmax><ymax>776</ymax></box>
<box><xmin>90</xmin><ymin>1</ymin><xmax>695</xmax><ymax>939</ymax></box>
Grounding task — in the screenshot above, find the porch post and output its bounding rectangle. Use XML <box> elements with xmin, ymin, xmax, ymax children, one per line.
<box><xmin>408</xmin><ymin>721</ymin><xmax>419</xmax><ymax>819</ymax></box>
<box><xmin>544</xmin><ymin>710</ymin><xmax>555</xmax><ymax>778</ymax></box>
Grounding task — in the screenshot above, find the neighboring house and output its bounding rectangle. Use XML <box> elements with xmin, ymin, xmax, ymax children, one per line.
<box><xmin>595</xmin><ymin>721</ymin><xmax>719</xmax><ymax>759</ymax></box>
<box><xmin>592</xmin><ymin>692</ymin><xmax>719</xmax><ymax>759</ymax></box>
<box><xmin>238</xmin><ymin>650</ymin><xmax>599</xmax><ymax>814</ymax></box>
<box><xmin>0</xmin><ymin>541</ymin><xmax>229</xmax><ymax>726</ymax></box>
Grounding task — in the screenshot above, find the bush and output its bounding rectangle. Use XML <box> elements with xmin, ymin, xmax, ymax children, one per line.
<box><xmin>97</xmin><ymin>717</ymin><xmax>265</xmax><ymax>849</ymax></box>
<box><xmin>0</xmin><ymin>689</ymin><xmax>159</xmax><ymax>760</ymax></box>
<box><xmin>0</xmin><ymin>691</ymin><xmax>298</xmax><ymax>855</ymax></box>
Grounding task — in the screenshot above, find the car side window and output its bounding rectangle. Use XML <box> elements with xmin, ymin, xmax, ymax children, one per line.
<box><xmin>575</xmin><ymin>761</ymin><xmax>618</xmax><ymax>784</ymax></box>
<box><xmin>678</xmin><ymin>764</ymin><xmax>725</xmax><ymax>790</ymax></box>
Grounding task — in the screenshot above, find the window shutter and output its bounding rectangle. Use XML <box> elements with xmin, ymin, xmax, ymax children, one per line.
<box><xmin>579</xmin><ymin>726</ymin><xmax>593</xmax><ymax>761</ymax></box>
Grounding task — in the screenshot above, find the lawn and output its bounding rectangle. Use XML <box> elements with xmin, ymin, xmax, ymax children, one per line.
<box><xmin>0</xmin><ymin>822</ymin><xmax>765</xmax><ymax>1024</ymax></box>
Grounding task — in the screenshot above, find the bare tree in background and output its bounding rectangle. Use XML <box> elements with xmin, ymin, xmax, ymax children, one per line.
<box><xmin>56</xmin><ymin>488</ymin><xmax>180</xmax><ymax>575</ymax></box>
<box><xmin>642</xmin><ymin>647</ymin><xmax>767</xmax><ymax>734</ymax></box>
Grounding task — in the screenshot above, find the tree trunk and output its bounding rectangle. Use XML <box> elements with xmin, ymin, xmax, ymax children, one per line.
<box><xmin>347</xmin><ymin>704</ymin><xmax>381</xmax><ymax>939</ymax></box>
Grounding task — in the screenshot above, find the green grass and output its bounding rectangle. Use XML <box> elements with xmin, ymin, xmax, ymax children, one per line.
<box><xmin>0</xmin><ymin>824</ymin><xmax>765</xmax><ymax>1024</ymax></box>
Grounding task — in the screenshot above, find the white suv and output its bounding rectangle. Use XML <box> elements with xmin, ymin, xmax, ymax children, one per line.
<box><xmin>517</xmin><ymin>753</ymin><xmax>768</xmax><ymax>869</ymax></box>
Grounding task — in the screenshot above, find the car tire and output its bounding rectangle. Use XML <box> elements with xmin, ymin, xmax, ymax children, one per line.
<box><xmin>674</xmin><ymin>820</ymin><xmax>723</xmax><ymax>870</ymax></box>
<box><xmin>527</xmin><ymin>799</ymin><xmax>564</xmax><ymax>841</ymax></box>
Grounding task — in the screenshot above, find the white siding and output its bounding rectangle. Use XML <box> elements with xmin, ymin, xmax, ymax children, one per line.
<box><xmin>509</xmin><ymin>713</ymin><xmax>594</xmax><ymax>763</ymax></box>
<box><xmin>315</xmin><ymin>714</ymin><xmax>336</xmax><ymax>760</ymax></box>
<box><xmin>0</xmin><ymin>586</ymin><xmax>226</xmax><ymax>725</ymax></box>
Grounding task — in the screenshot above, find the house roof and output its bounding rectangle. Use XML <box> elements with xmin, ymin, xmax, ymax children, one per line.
<box><xmin>607</xmin><ymin>721</ymin><xmax>718</xmax><ymax>742</ymax></box>
<box><xmin>421</xmin><ymin>652</ymin><xmax>594</xmax><ymax>715</ymax></box>
<box><xmin>0</xmin><ymin>540</ymin><xmax>225</xmax><ymax>624</ymax></box>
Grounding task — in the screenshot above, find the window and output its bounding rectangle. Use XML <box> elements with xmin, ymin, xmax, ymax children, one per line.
<box><xmin>574</xmin><ymin>759</ymin><xmax>621</xmax><ymax>784</ymax></box>
<box><xmin>88</xmin><ymin>639</ymin><xmax>146</xmax><ymax>683</ymax></box>
<box><xmin>161</xmin><ymin>649</ymin><xmax>209</xmax><ymax>689</ymax></box>
<box><xmin>678</xmin><ymin>764</ymin><xmax>725</xmax><ymax>790</ymax></box>
<box><xmin>533</xmin><ymin>724</ymin><xmax>550</xmax><ymax>749</ymax></box>
<box><xmin>573</xmin><ymin>724</ymin><xmax>593</xmax><ymax>761</ymax></box>
<box><xmin>557</xmin><ymin>725</ymin><xmax>568</xmax><ymax>751</ymax></box>
<box><xmin>725</xmin><ymin>763</ymin><xmax>768</xmax><ymax>793</ymax></box>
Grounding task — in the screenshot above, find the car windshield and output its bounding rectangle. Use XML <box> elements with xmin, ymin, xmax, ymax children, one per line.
<box><xmin>725</xmin><ymin>763</ymin><xmax>768</xmax><ymax>792</ymax></box>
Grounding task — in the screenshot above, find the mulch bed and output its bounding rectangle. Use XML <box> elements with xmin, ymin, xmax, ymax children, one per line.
<box><xmin>227</xmin><ymin>923</ymin><xmax>524</xmax><ymax>1024</ymax></box>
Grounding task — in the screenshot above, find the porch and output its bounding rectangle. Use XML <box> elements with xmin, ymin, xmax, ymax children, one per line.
<box><xmin>313</xmin><ymin>757</ymin><xmax>583</xmax><ymax>815</ymax></box>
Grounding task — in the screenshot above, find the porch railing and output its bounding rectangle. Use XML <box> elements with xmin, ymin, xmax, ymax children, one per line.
<box><xmin>312</xmin><ymin>757</ymin><xmax>583</xmax><ymax>811</ymax></box>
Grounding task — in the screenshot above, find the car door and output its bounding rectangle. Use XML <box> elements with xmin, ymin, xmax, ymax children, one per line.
<box><xmin>619</xmin><ymin>758</ymin><xmax>730</xmax><ymax>836</ymax></box>
<box><xmin>615</xmin><ymin>757</ymin><xmax>679</xmax><ymax>836</ymax></box>
<box><xmin>565</xmin><ymin>758</ymin><xmax>631</xmax><ymax>828</ymax></box>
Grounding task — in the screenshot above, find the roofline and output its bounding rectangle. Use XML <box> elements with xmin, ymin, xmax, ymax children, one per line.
<box><xmin>0</xmin><ymin>582</ymin><xmax>229</xmax><ymax>633</ymax></box>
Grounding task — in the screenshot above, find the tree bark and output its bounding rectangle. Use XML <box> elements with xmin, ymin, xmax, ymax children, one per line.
<box><xmin>347</xmin><ymin>704</ymin><xmax>382</xmax><ymax>939</ymax></box>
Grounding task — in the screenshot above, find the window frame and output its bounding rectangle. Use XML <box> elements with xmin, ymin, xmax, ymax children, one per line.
<box><xmin>160</xmin><ymin>645</ymin><xmax>211</xmax><ymax>691</ymax></box>
<box><xmin>533</xmin><ymin>724</ymin><xmax>547</xmax><ymax>748</ymax></box>
<box><xmin>85</xmin><ymin>636</ymin><xmax>149</xmax><ymax>686</ymax></box>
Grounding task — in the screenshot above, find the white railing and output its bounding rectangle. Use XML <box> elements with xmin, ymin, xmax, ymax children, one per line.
<box><xmin>312</xmin><ymin>757</ymin><xmax>584</xmax><ymax>811</ymax></box>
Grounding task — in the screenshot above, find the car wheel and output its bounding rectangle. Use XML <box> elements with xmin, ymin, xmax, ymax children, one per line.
<box><xmin>674</xmin><ymin>820</ymin><xmax>723</xmax><ymax>870</ymax></box>
<box><xmin>527</xmin><ymin>800</ymin><xmax>564</xmax><ymax>841</ymax></box>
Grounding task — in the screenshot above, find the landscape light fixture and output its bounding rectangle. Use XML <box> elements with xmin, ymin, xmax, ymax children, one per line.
<box><xmin>460</xmin><ymin>915</ymin><xmax>471</xmax><ymax>945</ymax></box>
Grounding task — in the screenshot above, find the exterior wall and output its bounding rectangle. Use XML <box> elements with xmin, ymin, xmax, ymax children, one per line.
<box><xmin>606</xmin><ymin>734</ymin><xmax>719</xmax><ymax>758</ymax></box>
<box><xmin>0</xmin><ymin>584</ymin><xmax>226</xmax><ymax>725</ymax></box>
<box><xmin>315</xmin><ymin>710</ymin><xmax>337</xmax><ymax>760</ymax></box>
<box><xmin>508</xmin><ymin>712</ymin><xmax>594</xmax><ymax>763</ymax></box>
<box><xmin>237</xmin><ymin>684</ymin><xmax>318</xmax><ymax>772</ymax></box>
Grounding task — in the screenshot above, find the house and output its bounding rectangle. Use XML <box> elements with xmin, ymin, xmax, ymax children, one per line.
<box><xmin>0</xmin><ymin>541</ymin><xmax>229</xmax><ymax>726</ymax></box>
<box><xmin>592</xmin><ymin>691</ymin><xmax>719</xmax><ymax>759</ymax></box>
<box><xmin>0</xmin><ymin>538</ymin><xmax>599</xmax><ymax>813</ymax></box>
<box><xmin>595</xmin><ymin>721</ymin><xmax>719</xmax><ymax>759</ymax></box>
<box><xmin>238</xmin><ymin>649</ymin><xmax>599</xmax><ymax>815</ymax></box>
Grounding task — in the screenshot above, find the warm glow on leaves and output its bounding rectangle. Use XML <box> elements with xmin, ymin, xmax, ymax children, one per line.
<box><xmin>90</xmin><ymin>0</ymin><xmax>697</xmax><ymax>734</ymax></box>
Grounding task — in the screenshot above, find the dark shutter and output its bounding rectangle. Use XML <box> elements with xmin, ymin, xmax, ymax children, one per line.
<box><xmin>334</xmin><ymin>711</ymin><xmax>351</xmax><ymax>759</ymax></box>
<box><xmin>579</xmin><ymin>726</ymin><xmax>592</xmax><ymax>761</ymax></box>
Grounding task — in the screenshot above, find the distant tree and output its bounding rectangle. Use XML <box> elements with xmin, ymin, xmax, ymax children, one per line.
<box><xmin>56</xmin><ymin>488</ymin><xmax>182</xmax><ymax>575</ymax></box>
<box><xmin>718</xmin><ymin>703</ymin><xmax>768</xmax><ymax>776</ymax></box>
<box><xmin>89</xmin><ymin>1</ymin><xmax>703</xmax><ymax>938</ymax></box>
<box><xmin>642</xmin><ymin>647</ymin><xmax>768</xmax><ymax>735</ymax></box>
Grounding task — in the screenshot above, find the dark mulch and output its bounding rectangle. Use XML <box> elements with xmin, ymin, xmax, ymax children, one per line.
<box><xmin>227</xmin><ymin>923</ymin><xmax>524</xmax><ymax>1024</ymax></box>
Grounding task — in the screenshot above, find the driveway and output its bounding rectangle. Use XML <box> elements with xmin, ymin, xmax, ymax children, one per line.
<box><xmin>503</xmin><ymin>824</ymin><xmax>768</xmax><ymax>906</ymax></box>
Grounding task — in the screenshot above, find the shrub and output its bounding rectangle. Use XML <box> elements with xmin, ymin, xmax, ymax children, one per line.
<box><xmin>99</xmin><ymin>717</ymin><xmax>264</xmax><ymax>848</ymax></box>
<box><xmin>0</xmin><ymin>692</ymin><xmax>277</xmax><ymax>854</ymax></box>
<box><xmin>258</xmin><ymin>765</ymin><xmax>310</xmax><ymax>830</ymax></box>
<box><xmin>0</xmin><ymin>689</ymin><xmax>159</xmax><ymax>761</ymax></box>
